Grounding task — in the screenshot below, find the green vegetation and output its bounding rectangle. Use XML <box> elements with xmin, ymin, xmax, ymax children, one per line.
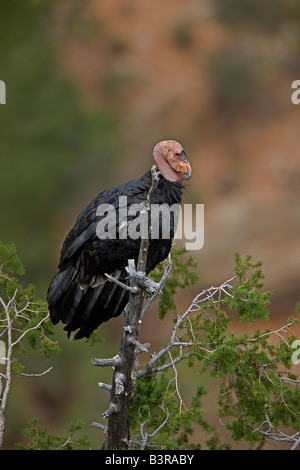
<box><xmin>151</xmin><ymin>246</ymin><xmax>200</xmax><ymax>319</ymax></box>
<box><xmin>1</xmin><ymin>244</ymin><xmax>299</xmax><ymax>449</ymax></box>
<box><xmin>0</xmin><ymin>242</ymin><xmax>60</xmax><ymax>360</ymax></box>
<box><xmin>15</xmin><ymin>418</ymin><xmax>91</xmax><ymax>450</ymax></box>
<box><xmin>128</xmin><ymin>249</ymin><xmax>300</xmax><ymax>450</ymax></box>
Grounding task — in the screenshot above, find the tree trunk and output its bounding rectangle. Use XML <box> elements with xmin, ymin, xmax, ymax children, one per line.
<box><xmin>101</xmin><ymin>289</ymin><xmax>144</xmax><ymax>450</ymax></box>
<box><xmin>95</xmin><ymin>166</ymin><xmax>159</xmax><ymax>450</ymax></box>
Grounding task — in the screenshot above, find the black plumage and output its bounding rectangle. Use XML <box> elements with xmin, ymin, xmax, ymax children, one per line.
<box><xmin>47</xmin><ymin>170</ymin><xmax>184</xmax><ymax>339</ymax></box>
<box><xmin>48</xmin><ymin>139</ymin><xmax>192</xmax><ymax>339</ymax></box>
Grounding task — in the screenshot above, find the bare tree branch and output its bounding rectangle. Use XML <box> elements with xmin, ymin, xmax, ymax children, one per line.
<box><xmin>96</xmin><ymin>165</ymin><xmax>161</xmax><ymax>450</ymax></box>
<box><xmin>0</xmin><ymin>296</ymin><xmax>12</xmax><ymax>448</ymax></box>
<box><xmin>20</xmin><ymin>367</ymin><xmax>53</xmax><ymax>377</ymax></box>
<box><xmin>252</xmin><ymin>409</ymin><xmax>300</xmax><ymax>450</ymax></box>
<box><xmin>0</xmin><ymin>273</ymin><xmax>53</xmax><ymax>448</ymax></box>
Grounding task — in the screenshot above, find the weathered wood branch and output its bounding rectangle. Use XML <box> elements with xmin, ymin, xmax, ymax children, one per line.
<box><xmin>96</xmin><ymin>165</ymin><xmax>160</xmax><ymax>450</ymax></box>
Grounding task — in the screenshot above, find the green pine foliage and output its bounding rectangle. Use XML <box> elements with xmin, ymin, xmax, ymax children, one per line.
<box><xmin>1</xmin><ymin>242</ymin><xmax>300</xmax><ymax>449</ymax></box>
<box><xmin>130</xmin><ymin>249</ymin><xmax>300</xmax><ymax>449</ymax></box>
<box><xmin>0</xmin><ymin>242</ymin><xmax>93</xmax><ymax>450</ymax></box>
<box><xmin>15</xmin><ymin>418</ymin><xmax>91</xmax><ymax>450</ymax></box>
<box><xmin>0</xmin><ymin>242</ymin><xmax>60</xmax><ymax>360</ymax></box>
<box><xmin>129</xmin><ymin>373</ymin><xmax>209</xmax><ymax>450</ymax></box>
<box><xmin>228</xmin><ymin>252</ymin><xmax>270</xmax><ymax>322</ymax></box>
<box><xmin>151</xmin><ymin>247</ymin><xmax>200</xmax><ymax>319</ymax></box>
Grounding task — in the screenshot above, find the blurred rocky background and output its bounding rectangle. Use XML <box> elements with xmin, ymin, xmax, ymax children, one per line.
<box><xmin>1</xmin><ymin>0</ymin><xmax>300</xmax><ymax>449</ymax></box>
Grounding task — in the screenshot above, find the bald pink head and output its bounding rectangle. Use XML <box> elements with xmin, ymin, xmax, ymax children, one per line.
<box><xmin>153</xmin><ymin>140</ymin><xmax>192</xmax><ymax>183</ymax></box>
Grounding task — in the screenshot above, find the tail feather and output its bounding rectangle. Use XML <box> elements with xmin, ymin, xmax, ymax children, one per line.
<box><xmin>47</xmin><ymin>266</ymin><xmax>77</xmax><ymax>307</ymax></box>
<box><xmin>70</xmin><ymin>280</ymin><xmax>129</xmax><ymax>339</ymax></box>
<box><xmin>75</xmin><ymin>283</ymin><xmax>106</xmax><ymax>322</ymax></box>
<box><xmin>61</xmin><ymin>284</ymin><xmax>86</xmax><ymax>324</ymax></box>
<box><xmin>48</xmin><ymin>267</ymin><xmax>129</xmax><ymax>339</ymax></box>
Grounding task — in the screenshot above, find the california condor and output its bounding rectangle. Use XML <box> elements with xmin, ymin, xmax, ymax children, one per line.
<box><xmin>47</xmin><ymin>140</ymin><xmax>192</xmax><ymax>339</ymax></box>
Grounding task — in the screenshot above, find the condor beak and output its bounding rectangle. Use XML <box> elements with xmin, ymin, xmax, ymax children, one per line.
<box><xmin>180</xmin><ymin>150</ymin><xmax>192</xmax><ymax>180</ymax></box>
<box><xmin>184</xmin><ymin>168</ymin><xmax>192</xmax><ymax>180</ymax></box>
